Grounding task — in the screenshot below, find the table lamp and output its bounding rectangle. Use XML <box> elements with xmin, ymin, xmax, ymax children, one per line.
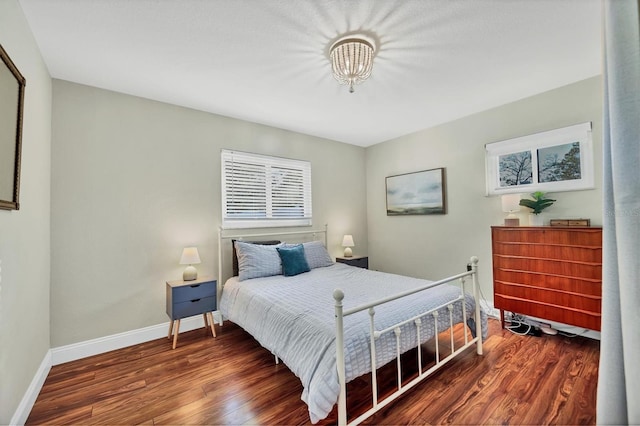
<box><xmin>501</xmin><ymin>194</ymin><xmax>521</xmax><ymax>226</ymax></box>
<box><xmin>342</xmin><ymin>235</ymin><xmax>355</xmax><ymax>257</ymax></box>
<box><xmin>180</xmin><ymin>247</ymin><xmax>201</xmax><ymax>281</ymax></box>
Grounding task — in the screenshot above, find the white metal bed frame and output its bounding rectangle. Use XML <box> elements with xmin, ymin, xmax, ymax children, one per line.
<box><xmin>217</xmin><ymin>226</ymin><xmax>483</xmax><ymax>425</ymax></box>
<box><xmin>334</xmin><ymin>255</ymin><xmax>483</xmax><ymax>425</ymax></box>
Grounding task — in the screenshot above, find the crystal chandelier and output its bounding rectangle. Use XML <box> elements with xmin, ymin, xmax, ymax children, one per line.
<box><xmin>329</xmin><ymin>36</ymin><xmax>375</xmax><ymax>93</ymax></box>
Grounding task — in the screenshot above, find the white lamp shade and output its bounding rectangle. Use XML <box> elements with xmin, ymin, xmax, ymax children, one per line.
<box><xmin>342</xmin><ymin>234</ymin><xmax>355</xmax><ymax>257</ymax></box>
<box><xmin>179</xmin><ymin>247</ymin><xmax>201</xmax><ymax>265</ymax></box>
<box><xmin>501</xmin><ymin>194</ymin><xmax>521</xmax><ymax>213</ymax></box>
<box><xmin>342</xmin><ymin>235</ymin><xmax>355</xmax><ymax>247</ymax></box>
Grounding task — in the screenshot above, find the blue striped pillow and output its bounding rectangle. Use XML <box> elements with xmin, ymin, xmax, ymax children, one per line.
<box><xmin>235</xmin><ymin>241</ymin><xmax>283</xmax><ymax>281</ymax></box>
<box><xmin>301</xmin><ymin>240</ymin><xmax>334</xmax><ymax>269</ymax></box>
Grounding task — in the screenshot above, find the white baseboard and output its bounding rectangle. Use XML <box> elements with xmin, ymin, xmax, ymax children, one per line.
<box><xmin>51</xmin><ymin>316</ymin><xmax>208</xmax><ymax>365</ymax></box>
<box><xmin>10</xmin><ymin>350</ymin><xmax>52</xmax><ymax>426</ymax></box>
<box><xmin>499</xmin><ymin>310</ymin><xmax>601</xmax><ymax>340</ymax></box>
<box><xmin>522</xmin><ymin>314</ymin><xmax>601</xmax><ymax>340</ymax></box>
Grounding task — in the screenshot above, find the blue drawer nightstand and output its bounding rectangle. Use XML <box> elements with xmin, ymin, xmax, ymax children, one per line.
<box><xmin>166</xmin><ymin>276</ymin><xmax>217</xmax><ymax>349</ymax></box>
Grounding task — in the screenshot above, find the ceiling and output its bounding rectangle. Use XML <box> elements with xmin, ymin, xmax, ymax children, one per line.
<box><xmin>18</xmin><ymin>0</ymin><xmax>602</xmax><ymax>147</ymax></box>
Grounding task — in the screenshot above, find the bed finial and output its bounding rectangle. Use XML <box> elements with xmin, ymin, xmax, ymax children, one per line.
<box><xmin>470</xmin><ymin>256</ymin><xmax>479</xmax><ymax>266</ymax></box>
<box><xmin>333</xmin><ymin>288</ymin><xmax>344</xmax><ymax>302</ymax></box>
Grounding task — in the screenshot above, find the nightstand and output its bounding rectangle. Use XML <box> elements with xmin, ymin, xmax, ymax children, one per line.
<box><xmin>336</xmin><ymin>256</ymin><xmax>369</xmax><ymax>269</ymax></box>
<box><xmin>166</xmin><ymin>276</ymin><xmax>217</xmax><ymax>349</ymax></box>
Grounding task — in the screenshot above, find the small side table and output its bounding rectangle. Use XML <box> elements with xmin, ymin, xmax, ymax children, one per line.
<box><xmin>336</xmin><ymin>256</ymin><xmax>369</xmax><ymax>269</ymax></box>
<box><xmin>166</xmin><ymin>276</ymin><xmax>217</xmax><ymax>349</ymax></box>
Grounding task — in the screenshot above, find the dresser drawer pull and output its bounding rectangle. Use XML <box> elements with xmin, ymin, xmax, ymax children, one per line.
<box><xmin>190</xmin><ymin>299</ymin><xmax>201</xmax><ymax>303</ymax></box>
<box><xmin>190</xmin><ymin>284</ymin><xmax>200</xmax><ymax>288</ymax></box>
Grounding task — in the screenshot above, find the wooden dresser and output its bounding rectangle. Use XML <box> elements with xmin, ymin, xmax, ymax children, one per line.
<box><xmin>491</xmin><ymin>226</ymin><xmax>602</xmax><ymax>331</ymax></box>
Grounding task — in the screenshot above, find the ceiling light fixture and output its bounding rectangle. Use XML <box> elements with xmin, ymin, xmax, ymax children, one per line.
<box><xmin>329</xmin><ymin>36</ymin><xmax>375</xmax><ymax>93</ymax></box>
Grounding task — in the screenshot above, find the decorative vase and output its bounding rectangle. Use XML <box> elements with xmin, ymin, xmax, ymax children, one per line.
<box><xmin>529</xmin><ymin>214</ymin><xmax>544</xmax><ymax>226</ymax></box>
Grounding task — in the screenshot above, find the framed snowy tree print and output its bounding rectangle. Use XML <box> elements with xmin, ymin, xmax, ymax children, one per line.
<box><xmin>485</xmin><ymin>122</ymin><xmax>594</xmax><ymax>195</ymax></box>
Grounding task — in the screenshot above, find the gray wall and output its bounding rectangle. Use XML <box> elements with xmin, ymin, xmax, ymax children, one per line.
<box><xmin>0</xmin><ymin>1</ymin><xmax>52</xmax><ymax>423</ymax></box>
<box><xmin>50</xmin><ymin>80</ymin><xmax>368</xmax><ymax>346</ymax></box>
<box><xmin>365</xmin><ymin>76</ymin><xmax>603</xmax><ymax>307</ymax></box>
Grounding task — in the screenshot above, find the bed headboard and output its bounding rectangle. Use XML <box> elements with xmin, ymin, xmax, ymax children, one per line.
<box><xmin>217</xmin><ymin>225</ymin><xmax>328</xmax><ymax>293</ymax></box>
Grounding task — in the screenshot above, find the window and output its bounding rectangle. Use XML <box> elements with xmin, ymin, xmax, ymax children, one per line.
<box><xmin>485</xmin><ymin>122</ymin><xmax>594</xmax><ymax>195</ymax></box>
<box><xmin>221</xmin><ymin>150</ymin><xmax>312</xmax><ymax>229</ymax></box>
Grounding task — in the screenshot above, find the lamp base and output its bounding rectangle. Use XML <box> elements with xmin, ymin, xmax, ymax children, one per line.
<box><xmin>183</xmin><ymin>265</ymin><xmax>198</xmax><ymax>281</ymax></box>
<box><xmin>343</xmin><ymin>247</ymin><xmax>353</xmax><ymax>257</ymax></box>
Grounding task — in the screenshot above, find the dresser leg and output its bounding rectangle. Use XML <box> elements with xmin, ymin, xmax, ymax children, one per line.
<box><xmin>500</xmin><ymin>310</ymin><xmax>505</xmax><ymax>329</ymax></box>
<box><xmin>172</xmin><ymin>319</ymin><xmax>181</xmax><ymax>349</ymax></box>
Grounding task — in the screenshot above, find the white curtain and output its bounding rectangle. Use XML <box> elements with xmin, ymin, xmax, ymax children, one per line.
<box><xmin>597</xmin><ymin>1</ymin><xmax>640</xmax><ymax>424</ymax></box>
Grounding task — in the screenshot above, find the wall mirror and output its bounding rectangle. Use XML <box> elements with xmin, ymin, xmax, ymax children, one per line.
<box><xmin>0</xmin><ymin>43</ymin><xmax>26</xmax><ymax>210</ymax></box>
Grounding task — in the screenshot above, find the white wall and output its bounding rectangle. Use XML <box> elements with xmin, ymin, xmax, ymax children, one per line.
<box><xmin>50</xmin><ymin>80</ymin><xmax>368</xmax><ymax>347</ymax></box>
<box><xmin>365</xmin><ymin>76</ymin><xmax>603</xmax><ymax>307</ymax></box>
<box><xmin>0</xmin><ymin>1</ymin><xmax>52</xmax><ymax>423</ymax></box>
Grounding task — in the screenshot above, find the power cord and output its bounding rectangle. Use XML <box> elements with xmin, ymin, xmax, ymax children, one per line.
<box><xmin>506</xmin><ymin>313</ymin><xmax>533</xmax><ymax>336</ymax></box>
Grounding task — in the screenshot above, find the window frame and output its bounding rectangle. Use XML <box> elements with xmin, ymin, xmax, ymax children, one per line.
<box><xmin>221</xmin><ymin>150</ymin><xmax>312</xmax><ymax>229</ymax></box>
<box><xmin>485</xmin><ymin>122</ymin><xmax>594</xmax><ymax>195</ymax></box>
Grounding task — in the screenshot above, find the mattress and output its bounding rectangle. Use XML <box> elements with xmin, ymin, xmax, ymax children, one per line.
<box><xmin>220</xmin><ymin>262</ymin><xmax>487</xmax><ymax>423</ymax></box>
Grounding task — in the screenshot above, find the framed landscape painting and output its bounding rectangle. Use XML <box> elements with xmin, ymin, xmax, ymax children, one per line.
<box><xmin>485</xmin><ymin>122</ymin><xmax>594</xmax><ymax>195</ymax></box>
<box><xmin>386</xmin><ymin>168</ymin><xmax>446</xmax><ymax>215</ymax></box>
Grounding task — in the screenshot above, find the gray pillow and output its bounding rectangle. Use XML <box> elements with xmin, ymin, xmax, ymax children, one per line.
<box><xmin>232</xmin><ymin>239</ymin><xmax>280</xmax><ymax>276</ymax></box>
<box><xmin>235</xmin><ymin>241</ymin><xmax>283</xmax><ymax>281</ymax></box>
<box><xmin>301</xmin><ymin>240</ymin><xmax>334</xmax><ymax>269</ymax></box>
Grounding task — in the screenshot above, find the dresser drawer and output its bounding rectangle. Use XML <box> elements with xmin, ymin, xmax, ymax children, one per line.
<box><xmin>494</xmin><ymin>295</ymin><xmax>601</xmax><ymax>331</ymax></box>
<box><xmin>495</xmin><ymin>281</ymin><xmax>601</xmax><ymax>313</ymax></box>
<box><xmin>493</xmin><ymin>268</ymin><xmax>601</xmax><ymax>296</ymax></box>
<box><xmin>492</xmin><ymin>227</ymin><xmax>602</xmax><ymax>246</ymax></box>
<box><xmin>172</xmin><ymin>280</ymin><xmax>216</xmax><ymax>303</ymax></box>
<box><xmin>493</xmin><ymin>242</ymin><xmax>602</xmax><ymax>263</ymax></box>
<box><xmin>494</xmin><ymin>256</ymin><xmax>601</xmax><ymax>281</ymax></box>
<box><xmin>170</xmin><ymin>296</ymin><xmax>216</xmax><ymax>320</ymax></box>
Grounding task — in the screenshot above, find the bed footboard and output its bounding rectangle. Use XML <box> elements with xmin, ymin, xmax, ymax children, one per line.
<box><xmin>334</xmin><ymin>256</ymin><xmax>483</xmax><ymax>426</ymax></box>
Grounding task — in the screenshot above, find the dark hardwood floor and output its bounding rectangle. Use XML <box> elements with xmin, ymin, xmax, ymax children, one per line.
<box><xmin>27</xmin><ymin>318</ymin><xmax>599</xmax><ymax>425</ymax></box>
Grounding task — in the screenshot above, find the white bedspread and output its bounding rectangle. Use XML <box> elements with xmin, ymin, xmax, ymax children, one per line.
<box><xmin>220</xmin><ymin>263</ymin><xmax>487</xmax><ymax>423</ymax></box>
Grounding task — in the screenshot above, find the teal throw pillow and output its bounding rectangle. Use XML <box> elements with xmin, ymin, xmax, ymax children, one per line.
<box><xmin>276</xmin><ymin>244</ymin><xmax>311</xmax><ymax>277</ymax></box>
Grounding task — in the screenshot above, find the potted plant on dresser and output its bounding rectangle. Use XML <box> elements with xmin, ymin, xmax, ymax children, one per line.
<box><xmin>519</xmin><ymin>191</ymin><xmax>556</xmax><ymax>226</ymax></box>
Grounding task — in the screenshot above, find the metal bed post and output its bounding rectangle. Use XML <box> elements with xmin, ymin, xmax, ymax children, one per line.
<box><xmin>334</xmin><ymin>289</ymin><xmax>347</xmax><ymax>426</ymax></box>
<box><xmin>217</xmin><ymin>226</ymin><xmax>223</xmax><ymax>325</ymax></box>
<box><xmin>470</xmin><ymin>256</ymin><xmax>483</xmax><ymax>355</ymax></box>
<box><xmin>368</xmin><ymin>308</ymin><xmax>379</xmax><ymax>409</ymax></box>
<box><xmin>323</xmin><ymin>223</ymin><xmax>328</xmax><ymax>248</ymax></box>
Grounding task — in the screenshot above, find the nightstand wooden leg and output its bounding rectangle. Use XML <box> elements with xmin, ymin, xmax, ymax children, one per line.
<box><xmin>172</xmin><ymin>319</ymin><xmax>180</xmax><ymax>349</ymax></box>
<box><xmin>168</xmin><ymin>320</ymin><xmax>174</xmax><ymax>339</ymax></box>
<box><xmin>207</xmin><ymin>312</ymin><xmax>216</xmax><ymax>337</ymax></box>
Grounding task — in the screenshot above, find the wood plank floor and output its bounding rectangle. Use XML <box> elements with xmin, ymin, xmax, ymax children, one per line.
<box><xmin>27</xmin><ymin>318</ymin><xmax>599</xmax><ymax>425</ymax></box>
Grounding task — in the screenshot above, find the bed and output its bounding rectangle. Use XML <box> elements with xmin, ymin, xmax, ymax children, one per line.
<box><xmin>217</xmin><ymin>227</ymin><xmax>486</xmax><ymax>425</ymax></box>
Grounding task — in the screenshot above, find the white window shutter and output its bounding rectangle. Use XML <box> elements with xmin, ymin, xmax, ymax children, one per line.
<box><xmin>221</xmin><ymin>150</ymin><xmax>312</xmax><ymax>229</ymax></box>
